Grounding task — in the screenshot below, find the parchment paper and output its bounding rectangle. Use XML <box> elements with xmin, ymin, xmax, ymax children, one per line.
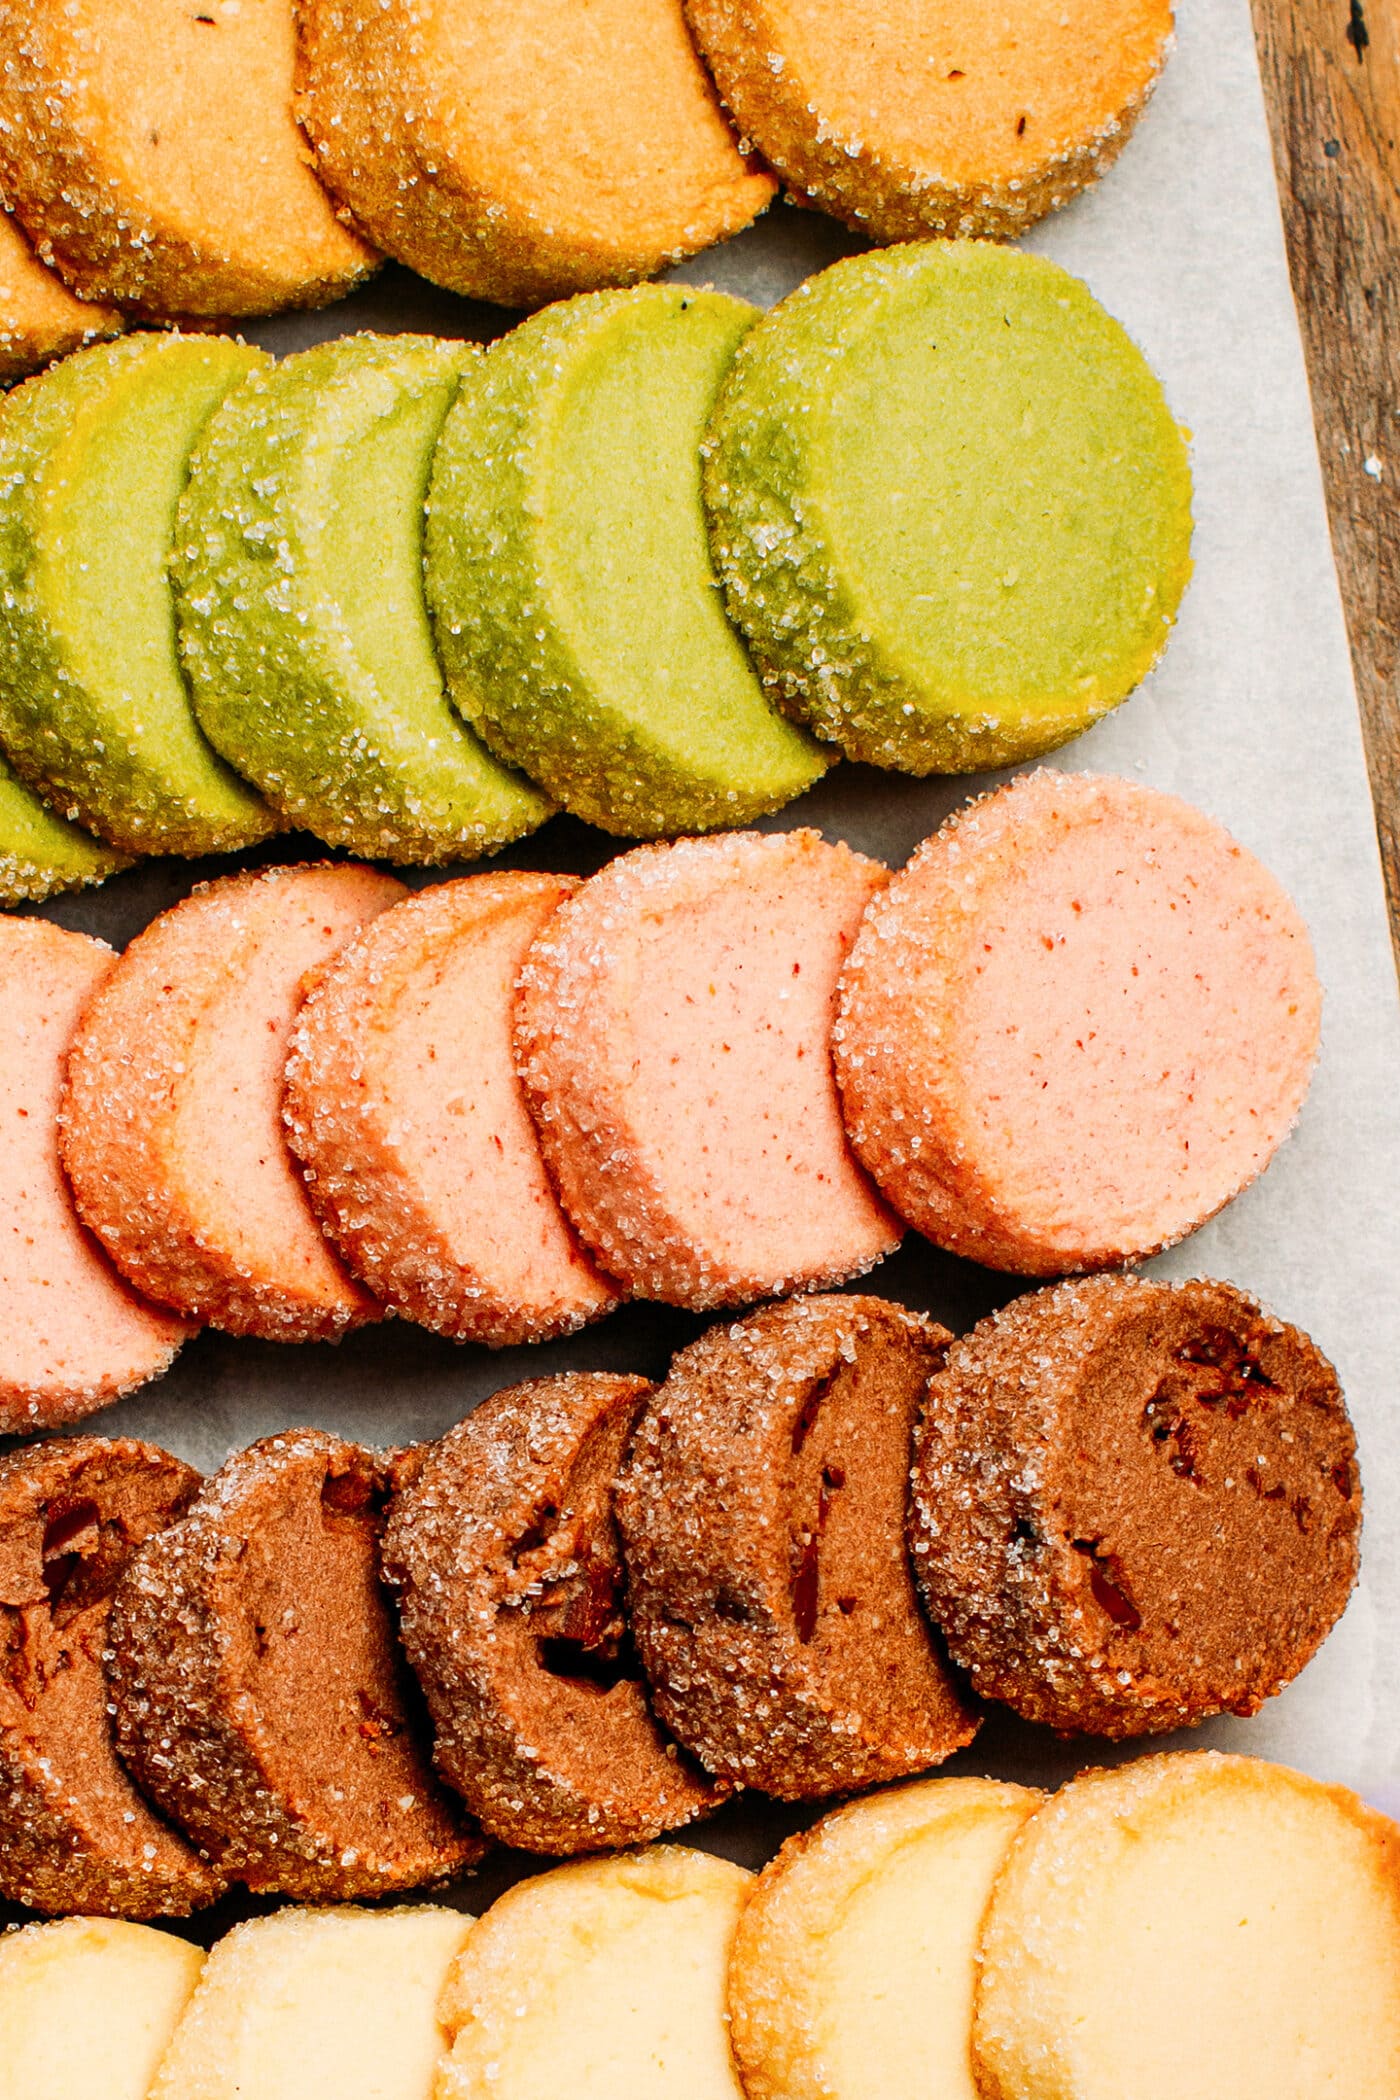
<box><xmin>23</xmin><ymin>0</ymin><xmax>1400</xmax><ymax>1903</ymax></box>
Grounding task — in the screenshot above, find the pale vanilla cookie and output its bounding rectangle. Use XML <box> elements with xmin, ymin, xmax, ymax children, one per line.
<box><xmin>61</xmin><ymin>863</ymin><xmax>403</xmax><ymax>1342</ymax></box>
<box><xmin>515</xmin><ymin>830</ymin><xmax>900</xmax><ymax>1309</ymax></box>
<box><xmin>284</xmin><ymin>874</ymin><xmax>617</xmax><ymax>1346</ymax></box>
<box><xmin>0</xmin><ymin>0</ymin><xmax>375</xmax><ymax>316</ymax></box>
<box><xmin>730</xmin><ymin>1778</ymin><xmax>1040</xmax><ymax>2100</ymax></box>
<box><xmin>684</xmin><ymin>0</ymin><xmax>1174</xmax><ymax>242</ymax></box>
<box><xmin>0</xmin><ymin>204</ymin><xmax>120</xmax><ymax>383</ymax></box>
<box><xmin>149</xmin><ymin>1907</ymin><xmax>472</xmax><ymax>2100</ymax></box>
<box><xmin>0</xmin><ymin>1917</ymin><xmax>202</xmax><ymax>2100</ymax></box>
<box><xmin>436</xmin><ymin>1847</ymin><xmax>751</xmax><ymax>2100</ymax></box>
<box><xmin>834</xmin><ymin>772</ymin><xmax>1321</xmax><ymax>1273</ymax></box>
<box><xmin>974</xmin><ymin>1752</ymin><xmax>1400</xmax><ymax>2100</ymax></box>
<box><xmin>294</xmin><ymin>0</ymin><xmax>776</xmax><ymax>307</ymax></box>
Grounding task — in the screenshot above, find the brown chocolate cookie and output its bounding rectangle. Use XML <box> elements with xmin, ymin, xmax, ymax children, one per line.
<box><xmin>618</xmin><ymin>1295</ymin><xmax>979</xmax><ymax>1798</ymax></box>
<box><xmin>384</xmin><ymin>1373</ymin><xmax>726</xmax><ymax>1855</ymax></box>
<box><xmin>107</xmin><ymin>1429</ymin><xmax>483</xmax><ymax>1898</ymax></box>
<box><xmin>910</xmin><ymin>1275</ymin><xmax>1362</xmax><ymax>1737</ymax></box>
<box><xmin>0</xmin><ymin>1436</ymin><xmax>223</xmax><ymax>1917</ymax></box>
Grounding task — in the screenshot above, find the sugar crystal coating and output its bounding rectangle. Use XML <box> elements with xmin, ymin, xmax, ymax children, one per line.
<box><xmin>0</xmin><ymin>202</ymin><xmax>121</xmax><ymax>382</ymax></box>
<box><xmin>0</xmin><ymin>748</ymin><xmax>130</xmax><ymax>908</ymax></box>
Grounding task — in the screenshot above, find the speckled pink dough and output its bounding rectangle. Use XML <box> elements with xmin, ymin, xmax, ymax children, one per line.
<box><xmin>285</xmin><ymin>873</ymin><xmax>618</xmax><ymax>1347</ymax></box>
<box><xmin>515</xmin><ymin>829</ymin><xmax>900</xmax><ymax>1310</ymax></box>
<box><xmin>0</xmin><ymin>919</ymin><xmax>189</xmax><ymax>1430</ymax></box>
<box><xmin>60</xmin><ymin>863</ymin><xmax>405</xmax><ymax>1341</ymax></box>
<box><xmin>833</xmin><ymin>772</ymin><xmax>1322</xmax><ymax>1275</ymax></box>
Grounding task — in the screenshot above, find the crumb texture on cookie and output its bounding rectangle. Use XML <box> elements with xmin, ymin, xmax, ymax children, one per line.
<box><xmin>0</xmin><ymin>204</ymin><xmax>120</xmax><ymax>381</ymax></box>
<box><xmin>0</xmin><ymin>1916</ymin><xmax>203</xmax><ymax>2100</ymax></box>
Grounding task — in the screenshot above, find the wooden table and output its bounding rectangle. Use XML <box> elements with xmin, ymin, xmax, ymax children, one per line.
<box><xmin>1252</xmin><ymin>0</ymin><xmax>1400</xmax><ymax>957</ymax></box>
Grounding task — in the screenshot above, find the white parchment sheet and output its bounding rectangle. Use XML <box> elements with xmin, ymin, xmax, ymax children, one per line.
<box><xmin>30</xmin><ymin>0</ymin><xmax>1400</xmax><ymax>1872</ymax></box>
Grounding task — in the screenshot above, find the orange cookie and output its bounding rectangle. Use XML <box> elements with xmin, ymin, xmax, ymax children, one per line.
<box><xmin>0</xmin><ymin>204</ymin><xmax>120</xmax><ymax>381</ymax></box>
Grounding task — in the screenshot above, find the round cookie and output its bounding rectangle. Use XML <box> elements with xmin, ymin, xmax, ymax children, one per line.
<box><xmin>148</xmin><ymin>1906</ymin><xmax>472</xmax><ymax>2100</ymax></box>
<box><xmin>0</xmin><ymin>0</ymin><xmax>376</xmax><ymax>317</ymax></box>
<box><xmin>61</xmin><ymin>863</ymin><xmax>402</xmax><ymax>1343</ymax></box>
<box><xmin>618</xmin><ymin>1294</ymin><xmax>979</xmax><ymax>1797</ymax></box>
<box><xmin>0</xmin><ymin>203</ymin><xmax>120</xmax><ymax>383</ymax></box>
<box><xmin>685</xmin><ymin>0</ymin><xmax>1174</xmax><ymax>243</ymax></box>
<box><xmin>704</xmin><ymin>242</ymin><xmax>1193</xmax><ymax>773</ymax></box>
<box><xmin>730</xmin><ymin>1777</ymin><xmax>1041</xmax><ymax>2100</ymax></box>
<box><xmin>0</xmin><ymin>335</ymin><xmax>278</xmax><ymax>856</ymax></box>
<box><xmin>0</xmin><ymin>1917</ymin><xmax>204</xmax><ymax>2100</ymax></box>
<box><xmin>425</xmin><ymin>285</ymin><xmax>827</xmax><ymax>837</ymax></box>
<box><xmin>436</xmin><ymin>1847</ymin><xmax>751</xmax><ymax>2100</ymax></box>
<box><xmin>384</xmin><ymin>1373</ymin><xmax>725</xmax><ymax>1855</ymax></box>
<box><xmin>910</xmin><ymin>1275</ymin><xmax>1360</xmax><ymax>1738</ymax></box>
<box><xmin>1</xmin><ymin>917</ymin><xmax>190</xmax><ymax>1432</ymax></box>
<box><xmin>284</xmin><ymin>875</ymin><xmax>619</xmax><ymax>1347</ymax></box>
<box><xmin>974</xmin><ymin>1752</ymin><xmax>1400</xmax><ymax>2100</ymax></box>
<box><xmin>0</xmin><ymin>1436</ymin><xmax>224</xmax><ymax>1918</ymax></box>
<box><xmin>107</xmin><ymin>1429</ymin><xmax>484</xmax><ymax>1901</ymax></box>
<box><xmin>833</xmin><ymin>771</ymin><xmax>1323</xmax><ymax>1273</ymax></box>
<box><xmin>0</xmin><ymin>750</ymin><xmax>130</xmax><ymax>907</ymax></box>
<box><xmin>515</xmin><ymin>830</ymin><xmax>900</xmax><ymax>1310</ymax></box>
<box><xmin>175</xmin><ymin>334</ymin><xmax>550</xmax><ymax>865</ymax></box>
<box><xmin>295</xmin><ymin>0</ymin><xmax>775</xmax><ymax>309</ymax></box>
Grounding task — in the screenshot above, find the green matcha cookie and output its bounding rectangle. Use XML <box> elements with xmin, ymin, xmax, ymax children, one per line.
<box><xmin>0</xmin><ymin>749</ymin><xmax>129</xmax><ymax>905</ymax></box>
<box><xmin>175</xmin><ymin>334</ymin><xmax>549</xmax><ymax>865</ymax></box>
<box><xmin>0</xmin><ymin>335</ymin><xmax>277</xmax><ymax>855</ymax></box>
<box><xmin>425</xmin><ymin>284</ymin><xmax>828</xmax><ymax>838</ymax></box>
<box><xmin>703</xmin><ymin>242</ymin><xmax>1195</xmax><ymax>774</ymax></box>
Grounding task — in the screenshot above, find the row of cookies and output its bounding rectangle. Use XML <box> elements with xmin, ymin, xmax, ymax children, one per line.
<box><xmin>0</xmin><ymin>1280</ymin><xmax>1360</xmax><ymax>1918</ymax></box>
<box><xmin>1</xmin><ymin>769</ymin><xmax>1320</xmax><ymax>1427</ymax></box>
<box><xmin>7</xmin><ymin>1749</ymin><xmax>1400</xmax><ymax>2100</ymax></box>
<box><xmin>0</xmin><ymin>242</ymin><xmax>1193</xmax><ymax>899</ymax></box>
<box><xmin>0</xmin><ymin>0</ymin><xmax>1175</xmax><ymax>345</ymax></box>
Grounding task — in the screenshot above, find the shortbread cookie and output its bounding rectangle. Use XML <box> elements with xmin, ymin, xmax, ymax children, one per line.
<box><xmin>911</xmin><ymin>1275</ymin><xmax>1360</xmax><ymax>1737</ymax></box>
<box><xmin>0</xmin><ymin>204</ymin><xmax>120</xmax><ymax>382</ymax></box>
<box><xmin>437</xmin><ymin>1847</ymin><xmax>751</xmax><ymax>2100</ymax></box>
<box><xmin>731</xmin><ymin>1777</ymin><xmax>1040</xmax><ymax>2100</ymax></box>
<box><xmin>61</xmin><ymin>863</ymin><xmax>402</xmax><ymax>1341</ymax></box>
<box><xmin>1</xmin><ymin>918</ymin><xmax>190</xmax><ymax>1431</ymax></box>
<box><xmin>285</xmin><ymin>875</ymin><xmax>617</xmax><ymax>1346</ymax></box>
<box><xmin>834</xmin><ymin>772</ymin><xmax>1321</xmax><ymax>1272</ymax></box>
<box><xmin>426</xmin><ymin>285</ymin><xmax>826</xmax><ymax>836</ymax></box>
<box><xmin>685</xmin><ymin>0</ymin><xmax>1173</xmax><ymax>242</ymax></box>
<box><xmin>704</xmin><ymin>244</ymin><xmax>1193</xmax><ymax>773</ymax></box>
<box><xmin>107</xmin><ymin>1430</ymin><xmax>483</xmax><ymax>1899</ymax></box>
<box><xmin>385</xmin><ymin>1373</ymin><xmax>725</xmax><ymax>1853</ymax></box>
<box><xmin>176</xmin><ymin>333</ymin><xmax>549</xmax><ymax>864</ymax></box>
<box><xmin>516</xmin><ymin>830</ymin><xmax>900</xmax><ymax>1309</ymax></box>
<box><xmin>149</xmin><ymin>1906</ymin><xmax>472</xmax><ymax>2100</ymax></box>
<box><xmin>0</xmin><ymin>1917</ymin><xmax>203</xmax><ymax>2100</ymax></box>
<box><xmin>619</xmin><ymin>1294</ymin><xmax>978</xmax><ymax>1796</ymax></box>
<box><xmin>0</xmin><ymin>0</ymin><xmax>375</xmax><ymax>316</ymax></box>
<box><xmin>0</xmin><ymin>750</ymin><xmax>130</xmax><ymax>906</ymax></box>
<box><xmin>295</xmin><ymin>0</ymin><xmax>775</xmax><ymax>308</ymax></box>
<box><xmin>0</xmin><ymin>1436</ymin><xmax>224</xmax><ymax>1917</ymax></box>
<box><xmin>974</xmin><ymin>1752</ymin><xmax>1400</xmax><ymax>2100</ymax></box>
<box><xmin>0</xmin><ymin>335</ymin><xmax>277</xmax><ymax>856</ymax></box>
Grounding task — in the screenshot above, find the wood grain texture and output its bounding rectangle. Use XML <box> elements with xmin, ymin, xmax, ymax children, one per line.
<box><xmin>1251</xmin><ymin>0</ymin><xmax>1400</xmax><ymax>953</ymax></box>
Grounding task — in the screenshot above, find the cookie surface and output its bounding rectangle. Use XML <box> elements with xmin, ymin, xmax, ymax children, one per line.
<box><xmin>730</xmin><ymin>1777</ymin><xmax>1040</xmax><ymax>2100</ymax></box>
<box><xmin>0</xmin><ymin>750</ymin><xmax>130</xmax><ymax>906</ymax></box>
<box><xmin>176</xmin><ymin>333</ymin><xmax>549</xmax><ymax>865</ymax></box>
<box><xmin>385</xmin><ymin>1373</ymin><xmax>725</xmax><ymax>1853</ymax></box>
<box><xmin>834</xmin><ymin>771</ymin><xmax>1322</xmax><ymax>1272</ymax></box>
<box><xmin>107</xmin><ymin>1429</ymin><xmax>483</xmax><ymax>1900</ymax></box>
<box><xmin>436</xmin><ymin>1847</ymin><xmax>751</xmax><ymax>2100</ymax></box>
<box><xmin>61</xmin><ymin>862</ymin><xmax>402</xmax><ymax>1341</ymax></box>
<box><xmin>0</xmin><ymin>204</ymin><xmax>120</xmax><ymax>382</ymax></box>
<box><xmin>284</xmin><ymin>874</ymin><xmax>617</xmax><ymax>1346</ymax></box>
<box><xmin>705</xmin><ymin>243</ymin><xmax>1192</xmax><ymax>773</ymax></box>
<box><xmin>911</xmin><ymin>1274</ymin><xmax>1360</xmax><ymax>1736</ymax></box>
<box><xmin>619</xmin><ymin>1294</ymin><xmax>979</xmax><ymax>1797</ymax></box>
<box><xmin>296</xmin><ymin>0</ymin><xmax>774</xmax><ymax>307</ymax></box>
<box><xmin>0</xmin><ymin>1917</ymin><xmax>203</xmax><ymax>2100</ymax></box>
<box><xmin>685</xmin><ymin>0</ymin><xmax>1173</xmax><ymax>241</ymax></box>
<box><xmin>974</xmin><ymin>1753</ymin><xmax>1400</xmax><ymax>2100</ymax></box>
<box><xmin>516</xmin><ymin>830</ymin><xmax>899</xmax><ymax>1309</ymax></box>
<box><xmin>426</xmin><ymin>285</ymin><xmax>827</xmax><ymax>836</ymax></box>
